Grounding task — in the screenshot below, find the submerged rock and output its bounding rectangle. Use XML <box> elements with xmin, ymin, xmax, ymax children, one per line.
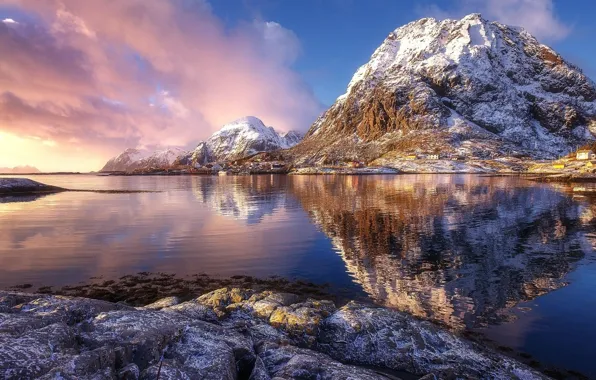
<box><xmin>0</xmin><ymin>289</ymin><xmax>549</xmax><ymax>380</ymax></box>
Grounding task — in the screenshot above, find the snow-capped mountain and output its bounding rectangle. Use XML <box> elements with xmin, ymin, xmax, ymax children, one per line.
<box><xmin>100</xmin><ymin>117</ymin><xmax>302</xmax><ymax>171</ymax></box>
<box><xmin>180</xmin><ymin>116</ymin><xmax>302</xmax><ymax>166</ymax></box>
<box><xmin>291</xmin><ymin>14</ymin><xmax>596</xmax><ymax>164</ymax></box>
<box><xmin>100</xmin><ymin>147</ymin><xmax>187</xmax><ymax>172</ymax></box>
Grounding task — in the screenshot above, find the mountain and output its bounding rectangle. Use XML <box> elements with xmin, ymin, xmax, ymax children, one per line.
<box><xmin>179</xmin><ymin>116</ymin><xmax>302</xmax><ymax>166</ymax></box>
<box><xmin>0</xmin><ymin>166</ymin><xmax>41</xmax><ymax>174</ymax></box>
<box><xmin>290</xmin><ymin>14</ymin><xmax>596</xmax><ymax>164</ymax></box>
<box><xmin>100</xmin><ymin>117</ymin><xmax>302</xmax><ymax>172</ymax></box>
<box><xmin>100</xmin><ymin>147</ymin><xmax>187</xmax><ymax>172</ymax></box>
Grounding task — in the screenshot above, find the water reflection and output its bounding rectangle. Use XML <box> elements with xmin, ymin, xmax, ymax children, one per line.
<box><xmin>288</xmin><ymin>175</ymin><xmax>594</xmax><ymax>330</ymax></box>
<box><xmin>0</xmin><ymin>174</ymin><xmax>594</xmax><ymax>333</ymax></box>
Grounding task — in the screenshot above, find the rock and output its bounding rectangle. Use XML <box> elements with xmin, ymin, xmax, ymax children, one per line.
<box><xmin>162</xmin><ymin>300</ymin><xmax>219</xmax><ymax>323</ymax></box>
<box><xmin>0</xmin><ymin>323</ymin><xmax>76</xmax><ymax>379</ymax></box>
<box><xmin>268</xmin><ymin>298</ymin><xmax>336</xmax><ymax>343</ymax></box>
<box><xmin>256</xmin><ymin>341</ymin><xmax>392</xmax><ymax>379</ymax></box>
<box><xmin>317</xmin><ymin>302</ymin><xmax>549</xmax><ymax>379</ymax></box>
<box><xmin>248</xmin><ymin>292</ymin><xmax>301</xmax><ymax>319</ymax></box>
<box><xmin>0</xmin><ymin>289</ymin><xmax>549</xmax><ymax>380</ymax></box>
<box><xmin>118</xmin><ymin>363</ymin><xmax>140</xmax><ymax>380</ymax></box>
<box><xmin>0</xmin><ymin>178</ymin><xmax>65</xmax><ymax>195</ymax></box>
<box><xmin>143</xmin><ymin>296</ymin><xmax>180</xmax><ymax>310</ymax></box>
<box><xmin>197</xmin><ymin>287</ymin><xmax>257</xmax><ymax>316</ymax></box>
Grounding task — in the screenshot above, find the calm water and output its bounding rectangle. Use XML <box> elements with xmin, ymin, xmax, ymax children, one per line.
<box><xmin>1</xmin><ymin>174</ymin><xmax>596</xmax><ymax>376</ymax></box>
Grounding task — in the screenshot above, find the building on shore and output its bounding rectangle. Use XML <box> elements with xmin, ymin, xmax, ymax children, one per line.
<box><xmin>576</xmin><ymin>150</ymin><xmax>593</xmax><ymax>160</ymax></box>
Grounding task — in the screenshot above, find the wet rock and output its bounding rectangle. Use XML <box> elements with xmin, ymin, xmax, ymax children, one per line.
<box><xmin>143</xmin><ymin>296</ymin><xmax>180</xmax><ymax>310</ymax></box>
<box><xmin>317</xmin><ymin>302</ymin><xmax>549</xmax><ymax>379</ymax></box>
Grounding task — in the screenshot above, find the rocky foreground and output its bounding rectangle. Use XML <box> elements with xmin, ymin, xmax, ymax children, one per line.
<box><xmin>0</xmin><ymin>288</ymin><xmax>549</xmax><ymax>380</ymax></box>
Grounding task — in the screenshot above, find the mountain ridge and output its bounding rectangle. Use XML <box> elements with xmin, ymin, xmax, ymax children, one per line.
<box><xmin>100</xmin><ymin>117</ymin><xmax>302</xmax><ymax>172</ymax></box>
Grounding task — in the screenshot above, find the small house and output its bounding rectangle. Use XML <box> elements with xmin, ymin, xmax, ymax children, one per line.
<box><xmin>428</xmin><ymin>154</ymin><xmax>440</xmax><ymax>160</ymax></box>
<box><xmin>348</xmin><ymin>161</ymin><xmax>364</xmax><ymax>168</ymax></box>
<box><xmin>576</xmin><ymin>150</ymin><xmax>593</xmax><ymax>160</ymax></box>
<box><xmin>405</xmin><ymin>155</ymin><xmax>417</xmax><ymax>160</ymax></box>
<box><xmin>552</xmin><ymin>163</ymin><xmax>565</xmax><ymax>169</ymax></box>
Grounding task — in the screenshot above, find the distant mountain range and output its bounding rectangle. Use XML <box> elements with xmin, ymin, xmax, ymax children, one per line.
<box><xmin>100</xmin><ymin>117</ymin><xmax>302</xmax><ymax>172</ymax></box>
<box><xmin>0</xmin><ymin>166</ymin><xmax>41</xmax><ymax>174</ymax></box>
<box><xmin>289</xmin><ymin>13</ymin><xmax>596</xmax><ymax>164</ymax></box>
<box><xmin>101</xmin><ymin>14</ymin><xmax>596</xmax><ymax>172</ymax></box>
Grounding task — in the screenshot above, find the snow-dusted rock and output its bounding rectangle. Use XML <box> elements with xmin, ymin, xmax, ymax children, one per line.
<box><xmin>291</xmin><ymin>13</ymin><xmax>596</xmax><ymax>164</ymax></box>
<box><xmin>181</xmin><ymin>116</ymin><xmax>303</xmax><ymax>166</ymax></box>
<box><xmin>100</xmin><ymin>147</ymin><xmax>188</xmax><ymax>172</ymax></box>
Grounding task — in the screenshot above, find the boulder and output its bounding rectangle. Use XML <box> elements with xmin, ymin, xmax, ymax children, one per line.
<box><xmin>317</xmin><ymin>302</ymin><xmax>549</xmax><ymax>379</ymax></box>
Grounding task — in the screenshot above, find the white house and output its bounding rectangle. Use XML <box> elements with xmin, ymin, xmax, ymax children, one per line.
<box><xmin>576</xmin><ymin>150</ymin><xmax>593</xmax><ymax>160</ymax></box>
<box><xmin>428</xmin><ymin>154</ymin><xmax>440</xmax><ymax>160</ymax></box>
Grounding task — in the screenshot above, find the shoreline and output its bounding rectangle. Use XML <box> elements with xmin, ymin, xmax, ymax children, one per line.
<box><xmin>1</xmin><ymin>274</ymin><xmax>568</xmax><ymax>379</ymax></box>
<box><xmin>2</xmin><ymin>272</ymin><xmax>584</xmax><ymax>379</ymax></box>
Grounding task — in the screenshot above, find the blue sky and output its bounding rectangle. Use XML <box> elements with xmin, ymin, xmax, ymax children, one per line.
<box><xmin>209</xmin><ymin>0</ymin><xmax>596</xmax><ymax>106</ymax></box>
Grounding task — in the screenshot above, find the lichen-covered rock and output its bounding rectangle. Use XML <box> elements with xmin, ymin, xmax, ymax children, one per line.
<box><xmin>268</xmin><ymin>298</ymin><xmax>336</xmax><ymax>343</ymax></box>
<box><xmin>317</xmin><ymin>302</ymin><xmax>549</xmax><ymax>379</ymax></box>
<box><xmin>162</xmin><ymin>300</ymin><xmax>219</xmax><ymax>323</ymax></box>
<box><xmin>143</xmin><ymin>296</ymin><xmax>180</xmax><ymax>310</ymax></box>
<box><xmin>196</xmin><ymin>287</ymin><xmax>257</xmax><ymax>316</ymax></box>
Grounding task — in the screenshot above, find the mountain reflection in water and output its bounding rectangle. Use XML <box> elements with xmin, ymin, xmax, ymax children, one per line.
<box><xmin>1</xmin><ymin>173</ymin><xmax>595</xmax><ymax>336</ymax></box>
<box><xmin>287</xmin><ymin>175</ymin><xmax>594</xmax><ymax>330</ymax></box>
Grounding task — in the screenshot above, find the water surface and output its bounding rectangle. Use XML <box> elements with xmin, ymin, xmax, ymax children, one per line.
<box><xmin>1</xmin><ymin>174</ymin><xmax>595</xmax><ymax>376</ymax></box>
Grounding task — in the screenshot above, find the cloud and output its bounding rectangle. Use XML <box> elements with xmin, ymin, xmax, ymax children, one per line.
<box><xmin>0</xmin><ymin>0</ymin><xmax>324</xmax><ymax>171</ymax></box>
<box><xmin>418</xmin><ymin>0</ymin><xmax>571</xmax><ymax>42</ymax></box>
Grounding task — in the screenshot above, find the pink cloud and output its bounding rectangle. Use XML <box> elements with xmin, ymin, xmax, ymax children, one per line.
<box><xmin>0</xmin><ymin>0</ymin><xmax>324</xmax><ymax>170</ymax></box>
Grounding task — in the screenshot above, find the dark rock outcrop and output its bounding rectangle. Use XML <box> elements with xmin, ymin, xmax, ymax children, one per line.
<box><xmin>0</xmin><ymin>289</ymin><xmax>550</xmax><ymax>379</ymax></box>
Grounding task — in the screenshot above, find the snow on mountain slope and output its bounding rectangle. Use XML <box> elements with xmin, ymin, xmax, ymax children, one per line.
<box><xmin>101</xmin><ymin>117</ymin><xmax>302</xmax><ymax>171</ymax></box>
<box><xmin>100</xmin><ymin>147</ymin><xmax>187</xmax><ymax>172</ymax></box>
<box><xmin>290</xmin><ymin>13</ymin><xmax>596</xmax><ymax>164</ymax></box>
<box><xmin>181</xmin><ymin>116</ymin><xmax>302</xmax><ymax>165</ymax></box>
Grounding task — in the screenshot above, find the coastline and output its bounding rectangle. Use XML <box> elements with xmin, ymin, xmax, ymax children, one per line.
<box><xmin>1</xmin><ymin>275</ymin><xmax>558</xmax><ymax>379</ymax></box>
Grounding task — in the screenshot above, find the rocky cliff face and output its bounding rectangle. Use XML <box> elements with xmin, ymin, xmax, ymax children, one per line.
<box><xmin>180</xmin><ymin>116</ymin><xmax>302</xmax><ymax>166</ymax></box>
<box><xmin>290</xmin><ymin>14</ymin><xmax>596</xmax><ymax>164</ymax></box>
<box><xmin>100</xmin><ymin>147</ymin><xmax>187</xmax><ymax>172</ymax></box>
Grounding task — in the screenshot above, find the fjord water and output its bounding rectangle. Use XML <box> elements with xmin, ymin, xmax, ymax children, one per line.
<box><xmin>1</xmin><ymin>174</ymin><xmax>596</xmax><ymax>376</ymax></box>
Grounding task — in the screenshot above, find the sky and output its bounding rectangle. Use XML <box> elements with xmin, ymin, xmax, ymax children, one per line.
<box><xmin>0</xmin><ymin>0</ymin><xmax>595</xmax><ymax>172</ymax></box>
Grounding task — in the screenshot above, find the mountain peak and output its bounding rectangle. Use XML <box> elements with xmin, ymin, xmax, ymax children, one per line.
<box><xmin>292</xmin><ymin>14</ymin><xmax>596</xmax><ymax>164</ymax></box>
